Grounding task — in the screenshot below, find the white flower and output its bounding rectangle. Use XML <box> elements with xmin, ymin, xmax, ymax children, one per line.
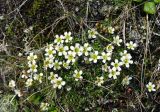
<box><xmin>55</xmin><ymin>44</ymin><xmax>68</xmax><ymax>56</ymax></box>
<box><xmin>43</xmin><ymin>57</ymin><xmax>52</xmax><ymax>69</ymax></box>
<box><xmin>121</xmin><ymin>57</ymin><xmax>133</xmax><ymax>68</ymax></box>
<box><xmin>63</xmin><ymin>61</ymin><xmax>70</xmax><ymax>69</ymax></box>
<box><xmin>18</xmin><ymin>53</ymin><xmax>23</xmax><ymax>57</ymax></box>
<box><xmin>14</xmin><ymin>89</ymin><xmax>22</xmax><ymax>97</ymax></box>
<box><xmin>113</xmin><ymin>35</ymin><xmax>122</xmax><ymax>46</ymax></box>
<box><xmin>108</xmin><ymin>68</ymin><xmax>120</xmax><ymax>79</ymax></box>
<box><xmin>64</xmin><ymin>32</ymin><xmax>73</xmax><ymax>43</ymax></box>
<box><xmin>120</xmin><ymin>51</ymin><xmax>133</xmax><ymax>68</ymax></box>
<box><xmin>21</xmin><ymin>74</ymin><xmax>28</xmax><ymax>79</ymax></box>
<box><xmin>83</xmin><ymin>43</ymin><xmax>92</xmax><ymax>56</ymax></box>
<box><xmin>46</xmin><ymin>43</ymin><xmax>53</xmax><ymax>48</ymax></box>
<box><xmin>84</xmin><ymin>57</ymin><xmax>89</xmax><ymax>63</ymax></box>
<box><xmin>24</xmin><ymin>29</ymin><xmax>30</xmax><ymax>33</ymax></box>
<box><xmin>45</xmin><ymin>44</ymin><xmax>56</xmax><ymax>58</ymax></box>
<box><xmin>122</xmin><ymin>76</ymin><xmax>132</xmax><ymax>86</ymax></box>
<box><xmin>66</xmin><ymin>86</ymin><xmax>72</xmax><ymax>91</ymax></box>
<box><xmin>146</xmin><ymin>82</ymin><xmax>156</xmax><ymax>92</ymax></box>
<box><xmin>106</xmin><ymin>44</ymin><xmax>114</xmax><ymax>53</ymax></box>
<box><xmin>9</xmin><ymin>80</ymin><xmax>16</xmax><ymax>88</ymax></box>
<box><xmin>73</xmin><ymin>70</ymin><xmax>83</xmax><ymax>81</ymax></box>
<box><xmin>44</xmin><ymin>57</ymin><xmax>54</xmax><ymax>69</ymax></box>
<box><xmin>53</xmin><ymin>60</ymin><xmax>62</xmax><ymax>70</ymax></box>
<box><xmin>21</xmin><ymin>70</ymin><xmax>28</xmax><ymax>79</ymax></box>
<box><xmin>108</xmin><ymin>27</ymin><xmax>115</xmax><ymax>34</ymax></box>
<box><xmin>126</xmin><ymin>41</ymin><xmax>137</xmax><ymax>50</ymax></box>
<box><xmin>50</xmin><ymin>60</ymin><xmax>54</xmax><ymax>69</ymax></box>
<box><xmin>89</xmin><ymin>51</ymin><xmax>100</xmax><ymax>63</ymax></box>
<box><xmin>33</xmin><ymin>73</ymin><xmax>43</xmax><ymax>83</ymax></box>
<box><xmin>120</xmin><ymin>50</ymin><xmax>127</xmax><ymax>56</ymax></box>
<box><xmin>65</xmin><ymin>51</ymin><xmax>76</xmax><ymax>64</ymax></box>
<box><xmin>120</xmin><ymin>50</ymin><xmax>132</xmax><ymax>59</ymax></box>
<box><xmin>102</xmin><ymin>64</ymin><xmax>109</xmax><ymax>72</ymax></box>
<box><xmin>48</xmin><ymin>60</ymin><xmax>54</xmax><ymax>69</ymax></box>
<box><xmin>27</xmin><ymin>60</ymin><xmax>36</xmax><ymax>65</ymax></box>
<box><xmin>0</xmin><ymin>15</ymin><xmax>4</xmax><ymax>20</ymax></box>
<box><xmin>53</xmin><ymin>77</ymin><xmax>66</xmax><ymax>89</ymax></box>
<box><xmin>70</xmin><ymin>43</ymin><xmax>83</xmax><ymax>56</ymax></box>
<box><xmin>25</xmin><ymin>78</ymin><xmax>33</xmax><ymax>87</ymax></box>
<box><xmin>40</xmin><ymin>102</ymin><xmax>49</xmax><ymax>111</ymax></box>
<box><xmin>24</xmin><ymin>26</ymin><xmax>33</xmax><ymax>33</ymax></box>
<box><xmin>27</xmin><ymin>53</ymin><xmax>37</xmax><ymax>62</ymax></box>
<box><xmin>88</xmin><ymin>29</ymin><xmax>97</xmax><ymax>39</ymax></box>
<box><xmin>48</xmin><ymin>72</ymin><xmax>58</xmax><ymax>84</ymax></box>
<box><xmin>54</xmin><ymin>35</ymin><xmax>64</xmax><ymax>44</ymax></box>
<box><xmin>95</xmin><ymin>76</ymin><xmax>104</xmax><ymax>86</ymax></box>
<box><xmin>28</xmin><ymin>63</ymin><xmax>38</xmax><ymax>73</ymax></box>
<box><xmin>101</xmin><ymin>52</ymin><xmax>111</xmax><ymax>63</ymax></box>
<box><xmin>111</xmin><ymin>59</ymin><xmax>122</xmax><ymax>71</ymax></box>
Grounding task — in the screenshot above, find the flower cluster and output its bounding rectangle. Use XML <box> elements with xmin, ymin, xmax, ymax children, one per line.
<box><xmin>9</xmin><ymin>80</ymin><xmax>22</xmax><ymax>97</ymax></box>
<box><xmin>27</xmin><ymin>53</ymin><xmax>38</xmax><ymax>74</ymax></box>
<box><xmin>26</xmin><ymin>52</ymin><xmax>38</xmax><ymax>87</ymax></box>
<box><xmin>22</xmin><ymin>31</ymin><xmax>138</xmax><ymax>89</ymax></box>
<box><xmin>48</xmin><ymin>72</ymin><xmax>66</xmax><ymax>89</ymax></box>
<box><xmin>9</xmin><ymin>28</ymin><xmax>147</xmax><ymax>111</ymax></box>
<box><xmin>10</xmin><ymin>28</ymin><xmax>139</xmax><ymax>91</ymax></box>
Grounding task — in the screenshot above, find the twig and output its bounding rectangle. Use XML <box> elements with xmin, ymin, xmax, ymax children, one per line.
<box><xmin>123</xmin><ymin>20</ymin><xmax>126</xmax><ymax>45</ymax></box>
<box><xmin>7</xmin><ymin>0</ymin><xmax>29</xmax><ymax>15</ymax></box>
<box><xmin>27</xmin><ymin>16</ymin><xmax>67</xmax><ymax>48</ymax></box>
<box><xmin>85</xmin><ymin>1</ymin><xmax>90</xmax><ymax>22</ymax></box>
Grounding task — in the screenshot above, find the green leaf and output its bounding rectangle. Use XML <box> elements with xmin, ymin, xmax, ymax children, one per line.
<box><xmin>143</xmin><ymin>2</ymin><xmax>156</xmax><ymax>14</ymax></box>
<box><xmin>154</xmin><ymin>0</ymin><xmax>160</xmax><ymax>3</ymax></box>
<box><xmin>23</xmin><ymin>107</ymin><xmax>31</xmax><ymax>112</ymax></box>
<box><xmin>28</xmin><ymin>94</ymin><xmax>43</xmax><ymax>105</ymax></box>
<box><xmin>51</xmin><ymin>111</ymin><xmax>57</xmax><ymax>112</ymax></box>
<box><xmin>133</xmin><ymin>0</ymin><xmax>143</xmax><ymax>2</ymax></box>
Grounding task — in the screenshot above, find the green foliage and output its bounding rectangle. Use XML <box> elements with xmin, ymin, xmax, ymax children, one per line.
<box><xmin>6</xmin><ymin>24</ymin><xmax>14</xmax><ymax>36</ymax></box>
<box><xmin>143</xmin><ymin>2</ymin><xmax>156</xmax><ymax>14</ymax></box>
<box><xmin>154</xmin><ymin>0</ymin><xmax>160</xmax><ymax>3</ymax></box>
<box><xmin>23</xmin><ymin>107</ymin><xmax>31</xmax><ymax>112</ymax></box>
<box><xmin>133</xmin><ymin>0</ymin><xmax>143</xmax><ymax>2</ymax></box>
<box><xmin>112</xmin><ymin>0</ymin><xmax>132</xmax><ymax>7</ymax></box>
<box><xmin>29</xmin><ymin>0</ymin><xmax>42</xmax><ymax>15</ymax></box>
<box><xmin>28</xmin><ymin>93</ymin><xmax>43</xmax><ymax>105</ymax></box>
<box><xmin>133</xmin><ymin>0</ymin><xmax>159</xmax><ymax>14</ymax></box>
